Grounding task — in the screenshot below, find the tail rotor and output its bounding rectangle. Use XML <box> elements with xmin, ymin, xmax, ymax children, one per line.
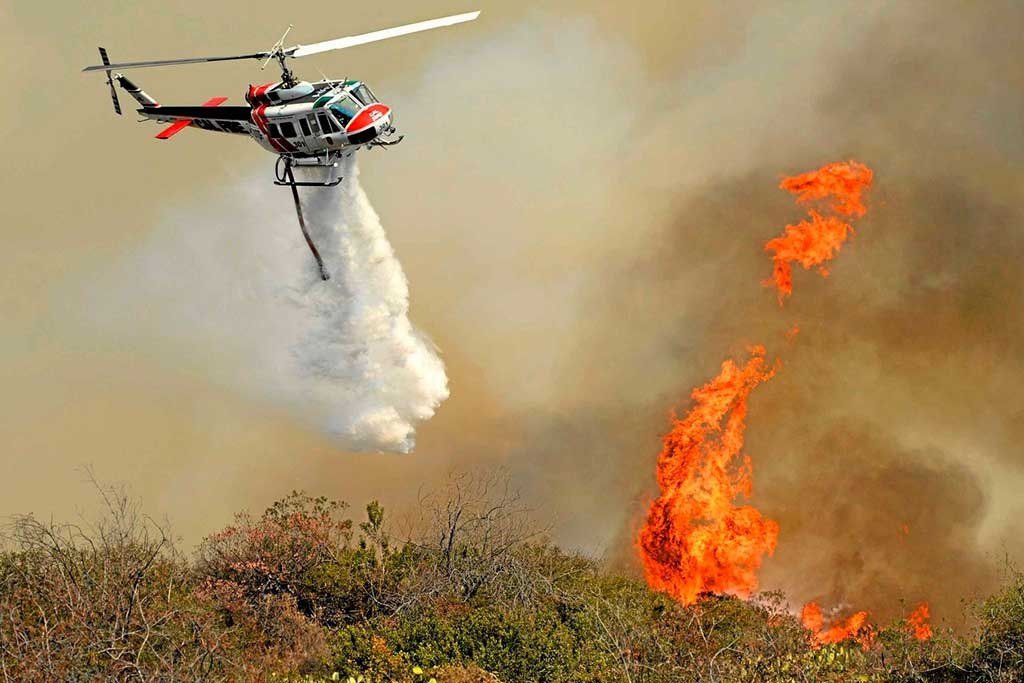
<box><xmin>98</xmin><ymin>47</ymin><xmax>122</xmax><ymax>115</ymax></box>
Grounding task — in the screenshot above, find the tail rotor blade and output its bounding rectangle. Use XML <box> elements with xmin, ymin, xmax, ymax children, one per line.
<box><xmin>99</xmin><ymin>47</ymin><xmax>122</xmax><ymax>115</ymax></box>
<box><xmin>109</xmin><ymin>82</ymin><xmax>122</xmax><ymax>115</ymax></box>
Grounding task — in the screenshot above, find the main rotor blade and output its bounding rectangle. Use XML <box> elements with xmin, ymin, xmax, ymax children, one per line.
<box><xmin>288</xmin><ymin>11</ymin><xmax>480</xmax><ymax>58</ymax></box>
<box><xmin>83</xmin><ymin>52</ymin><xmax>266</xmax><ymax>73</ymax></box>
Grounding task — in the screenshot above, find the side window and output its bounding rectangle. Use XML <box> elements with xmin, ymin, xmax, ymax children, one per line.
<box><xmin>317</xmin><ymin>112</ymin><xmax>337</xmax><ymax>134</ymax></box>
<box><xmin>280</xmin><ymin>121</ymin><xmax>297</xmax><ymax>138</ymax></box>
<box><xmin>307</xmin><ymin>114</ymin><xmax>320</xmax><ymax>134</ymax></box>
<box><xmin>267</xmin><ymin>122</ymin><xmax>280</xmax><ymax>137</ymax></box>
<box><xmin>299</xmin><ymin>118</ymin><xmax>311</xmax><ymax>136</ymax></box>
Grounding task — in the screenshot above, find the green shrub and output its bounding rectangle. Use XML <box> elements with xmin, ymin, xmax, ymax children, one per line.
<box><xmin>4</xmin><ymin>479</ymin><xmax>1024</xmax><ymax>682</ymax></box>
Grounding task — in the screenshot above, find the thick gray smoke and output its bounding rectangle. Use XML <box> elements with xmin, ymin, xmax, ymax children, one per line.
<box><xmin>81</xmin><ymin>155</ymin><xmax>448</xmax><ymax>453</ymax></box>
<box><xmin>10</xmin><ymin>0</ymin><xmax>1021</xmax><ymax>632</ymax></box>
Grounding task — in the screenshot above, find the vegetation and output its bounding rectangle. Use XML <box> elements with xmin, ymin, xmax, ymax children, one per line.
<box><xmin>1</xmin><ymin>471</ymin><xmax>1021</xmax><ymax>682</ymax></box>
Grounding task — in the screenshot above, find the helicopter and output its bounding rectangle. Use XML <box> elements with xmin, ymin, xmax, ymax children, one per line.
<box><xmin>83</xmin><ymin>11</ymin><xmax>481</xmax><ymax>280</ymax></box>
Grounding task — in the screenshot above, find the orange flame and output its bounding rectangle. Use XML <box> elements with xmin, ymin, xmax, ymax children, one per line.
<box><xmin>801</xmin><ymin>601</ymin><xmax>874</xmax><ymax>649</ymax></box>
<box><xmin>781</xmin><ymin>161</ymin><xmax>873</xmax><ymax>217</ymax></box>
<box><xmin>637</xmin><ymin>160</ymin><xmax>921</xmax><ymax>649</ymax></box>
<box><xmin>637</xmin><ymin>346</ymin><xmax>780</xmax><ymax>605</ymax></box>
<box><xmin>908</xmin><ymin>602</ymin><xmax>933</xmax><ymax>641</ymax></box>
<box><xmin>764</xmin><ymin>161</ymin><xmax>874</xmax><ymax>303</ymax></box>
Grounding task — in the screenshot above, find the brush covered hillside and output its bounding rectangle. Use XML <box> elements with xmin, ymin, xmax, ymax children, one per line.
<box><xmin>1</xmin><ymin>472</ymin><xmax>1021</xmax><ymax>682</ymax></box>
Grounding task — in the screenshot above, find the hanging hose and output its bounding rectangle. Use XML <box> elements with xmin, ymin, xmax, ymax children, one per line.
<box><xmin>281</xmin><ymin>157</ymin><xmax>330</xmax><ymax>281</ymax></box>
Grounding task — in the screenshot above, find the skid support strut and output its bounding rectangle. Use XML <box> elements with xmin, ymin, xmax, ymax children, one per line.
<box><xmin>280</xmin><ymin>159</ymin><xmax>331</xmax><ymax>281</ymax></box>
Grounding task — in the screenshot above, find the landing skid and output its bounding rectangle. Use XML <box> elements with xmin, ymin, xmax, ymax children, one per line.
<box><xmin>368</xmin><ymin>134</ymin><xmax>405</xmax><ymax>149</ymax></box>
<box><xmin>274</xmin><ymin>156</ymin><xmax>338</xmax><ymax>280</ymax></box>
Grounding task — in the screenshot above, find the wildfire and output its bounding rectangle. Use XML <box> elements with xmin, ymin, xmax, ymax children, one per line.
<box><xmin>801</xmin><ymin>602</ymin><xmax>874</xmax><ymax>649</ymax></box>
<box><xmin>763</xmin><ymin>161</ymin><xmax>874</xmax><ymax>303</ymax></box>
<box><xmin>636</xmin><ymin>346</ymin><xmax>780</xmax><ymax>605</ymax></box>
<box><xmin>908</xmin><ymin>602</ymin><xmax>933</xmax><ymax>641</ymax></box>
<box><xmin>638</xmin><ymin>160</ymin><xmax>927</xmax><ymax>650</ymax></box>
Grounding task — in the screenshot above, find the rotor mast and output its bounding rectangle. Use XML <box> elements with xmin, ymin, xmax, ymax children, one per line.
<box><xmin>261</xmin><ymin>25</ymin><xmax>297</xmax><ymax>87</ymax></box>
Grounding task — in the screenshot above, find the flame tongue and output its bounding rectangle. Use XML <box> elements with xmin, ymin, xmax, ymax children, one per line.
<box><xmin>764</xmin><ymin>161</ymin><xmax>874</xmax><ymax>304</ymax></box>
<box><xmin>780</xmin><ymin>160</ymin><xmax>873</xmax><ymax>217</ymax></box>
<box><xmin>802</xmin><ymin>602</ymin><xmax>874</xmax><ymax>649</ymax></box>
<box><xmin>637</xmin><ymin>346</ymin><xmax>780</xmax><ymax>605</ymax></box>
<box><xmin>908</xmin><ymin>602</ymin><xmax>933</xmax><ymax>641</ymax></box>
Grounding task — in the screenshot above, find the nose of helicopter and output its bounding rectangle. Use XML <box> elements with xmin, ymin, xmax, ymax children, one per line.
<box><xmin>345</xmin><ymin>103</ymin><xmax>393</xmax><ymax>142</ymax></box>
<box><xmin>375</xmin><ymin>106</ymin><xmax>393</xmax><ymax>134</ymax></box>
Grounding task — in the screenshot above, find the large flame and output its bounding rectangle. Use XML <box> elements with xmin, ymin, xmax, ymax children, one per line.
<box><xmin>638</xmin><ymin>160</ymin><xmax>924</xmax><ymax>649</ymax></box>
<box><xmin>636</xmin><ymin>346</ymin><xmax>780</xmax><ymax>605</ymax></box>
<box><xmin>764</xmin><ymin>161</ymin><xmax>874</xmax><ymax>303</ymax></box>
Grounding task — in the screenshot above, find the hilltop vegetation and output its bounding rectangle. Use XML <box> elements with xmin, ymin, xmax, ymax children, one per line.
<box><xmin>1</xmin><ymin>472</ymin><xmax>1021</xmax><ymax>682</ymax></box>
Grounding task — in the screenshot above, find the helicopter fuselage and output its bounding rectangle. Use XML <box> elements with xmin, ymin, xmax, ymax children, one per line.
<box><xmin>246</xmin><ymin>79</ymin><xmax>395</xmax><ymax>156</ymax></box>
<box><xmin>134</xmin><ymin>77</ymin><xmax>398</xmax><ymax>159</ymax></box>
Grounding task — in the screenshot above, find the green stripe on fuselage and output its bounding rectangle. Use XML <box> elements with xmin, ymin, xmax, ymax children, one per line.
<box><xmin>313</xmin><ymin>96</ymin><xmax>332</xmax><ymax>108</ymax></box>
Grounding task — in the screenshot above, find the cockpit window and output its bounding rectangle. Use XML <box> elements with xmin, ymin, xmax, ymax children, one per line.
<box><xmin>335</xmin><ymin>93</ymin><xmax>362</xmax><ymax>115</ymax></box>
<box><xmin>353</xmin><ymin>84</ymin><xmax>376</xmax><ymax>105</ymax></box>
<box><xmin>329</xmin><ymin>105</ymin><xmax>352</xmax><ymax>127</ymax></box>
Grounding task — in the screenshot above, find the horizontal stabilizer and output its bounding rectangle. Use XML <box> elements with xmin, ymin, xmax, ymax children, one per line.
<box><xmin>155</xmin><ymin>96</ymin><xmax>230</xmax><ymax>139</ymax></box>
<box><xmin>155</xmin><ymin>120</ymin><xmax>191</xmax><ymax>139</ymax></box>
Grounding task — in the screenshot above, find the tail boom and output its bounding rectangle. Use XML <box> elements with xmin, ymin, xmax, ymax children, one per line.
<box><xmin>115</xmin><ymin>74</ymin><xmax>159</xmax><ymax>108</ymax></box>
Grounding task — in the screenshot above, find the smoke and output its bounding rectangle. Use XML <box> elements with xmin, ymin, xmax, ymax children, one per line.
<box><xmin>81</xmin><ymin>155</ymin><xmax>447</xmax><ymax>453</ymax></box>
<box><xmin>358</xmin><ymin>6</ymin><xmax>1024</xmax><ymax>629</ymax></box>
<box><xmin>4</xmin><ymin>0</ymin><xmax>1022</xmax><ymax>633</ymax></box>
<box><xmin>448</xmin><ymin>3</ymin><xmax>1021</xmax><ymax>631</ymax></box>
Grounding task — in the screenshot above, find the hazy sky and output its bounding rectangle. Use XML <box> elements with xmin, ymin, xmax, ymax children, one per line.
<box><xmin>2</xmin><ymin>1</ymin><xmax>1022</xmax><ymax>627</ymax></box>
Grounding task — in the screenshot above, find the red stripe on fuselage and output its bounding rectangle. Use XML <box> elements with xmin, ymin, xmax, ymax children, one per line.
<box><xmin>246</xmin><ymin>83</ymin><xmax>276</xmax><ymax>105</ymax></box>
<box><xmin>251</xmin><ymin>103</ymin><xmax>291</xmax><ymax>153</ymax></box>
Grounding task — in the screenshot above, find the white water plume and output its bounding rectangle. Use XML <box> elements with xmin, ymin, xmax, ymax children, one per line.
<box><xmin>81</xmin><ymin>155</ymin><xmax>448</xmax><ymax>453</ymax></box>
